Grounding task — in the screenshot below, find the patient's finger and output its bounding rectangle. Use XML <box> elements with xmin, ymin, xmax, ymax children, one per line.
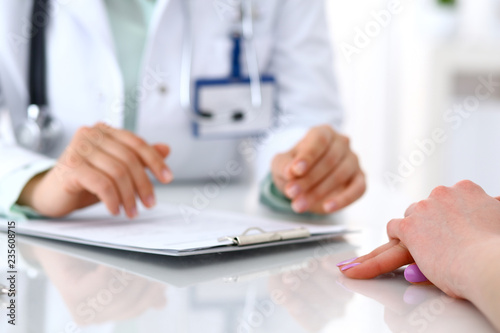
<box><xmin>336</xmin><ymin>237</ymin><xmax>401</xmax><ymax>268</ymax></box>
<box><xmin>340</xmin><ymin>241</ymin><xmax>414</xmax><ymax>279</ymax></box>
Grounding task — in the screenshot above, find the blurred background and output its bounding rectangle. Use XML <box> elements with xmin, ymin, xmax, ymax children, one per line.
<box><xmin>326</xmin><ymin>0</ymin><xmax>500</xmax><ymax>200</ymax></box>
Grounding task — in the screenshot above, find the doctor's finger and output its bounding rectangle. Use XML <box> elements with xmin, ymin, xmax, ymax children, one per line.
<box><xmin>72</xmin><ymin>163</ymin><xmax>121</xmax><ymax>216</ymax></box>
<box><xmin>321</xmin><ymin>171</ymin><xmax>366</xmax><ymax>213</ymax></box>
<box><xmin>95</xmin><ymin>124</ymin><xmax>172</xmax><ymax>183</ymax></box>
<box><xmin>283</xmin><ymin>141</ymin><xmax>348</xmax><ymax>199</ymax></box>
<box><xmin>271</xmin><ymin>151</ymin><xmax>295</xmax><ymax>181</ymax></box>
<box><xmin>307</xmin><ymin>151</ymin><xmax>360</xmax><ymax>209</ymax></box>
<box><xmin>153</xmin><ymin>143</ymin><xmax>170</xmax><ymax>158</ymax></box>
<box><xmin>85</xmin><ymin>148</ymin><xmax>138</xmax><ymax>218</ymax></box>
<box><xmin>272</xmin><ymin>175</ymin><xmax>287</xmax><ymax>193</ymax></box>
<box><xmin>290</xmin><ymin>125</ymin><xmax>333</xmax><ymax>177</ymax></box>
<box><xmin>96</xmin><ymin>136</ymin><xmax>156</xmax><ymax>209</ymax></box>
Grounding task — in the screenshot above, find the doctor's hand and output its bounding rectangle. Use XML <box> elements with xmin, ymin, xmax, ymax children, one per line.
<box><xmin>271</xmin><ymin>125</ymin><xmax>366</xmax><ymax>214</ymax></box>
<box><xmin>17</xmin><ymin>123</ymin><xmax>173</xmax><ymax>218</ymax></box>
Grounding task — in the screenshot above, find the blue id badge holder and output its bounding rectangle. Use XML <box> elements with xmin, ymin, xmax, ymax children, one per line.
<box><xmin>193</xmin><ymin>34</ymin><xmax>276</xmax><ymax>139</ymax></box>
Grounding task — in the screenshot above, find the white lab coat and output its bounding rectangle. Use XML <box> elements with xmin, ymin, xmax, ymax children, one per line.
<box><xmin>0</xmin><ymin>0</ymin><xmax>342</xmax><ymax>184</ymax></box>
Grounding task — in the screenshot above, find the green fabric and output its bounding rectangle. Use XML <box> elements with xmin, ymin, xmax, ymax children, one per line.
<box><xmin>259</xmin><ymin>173</ymin><xmax>317</xmax><ymax>217</ymax></box>
<box><xmin>104</xmin><ymin>0</ymin><xmax>157</xmax><ymax>131</ymax></box>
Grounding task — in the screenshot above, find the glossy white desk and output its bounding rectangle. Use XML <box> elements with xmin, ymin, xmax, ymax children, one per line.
<box><xmin>0</xmin><ymin>179</ymin><xmax>496</xmax><ymax>333</ymax></box>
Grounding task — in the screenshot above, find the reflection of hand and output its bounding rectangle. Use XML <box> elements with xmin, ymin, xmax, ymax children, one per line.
<box><xmin>268</xmin><ymin>254</ymin><xmax>354</xmax><ymax>331</ymax></box>
<box><xmin>338</xmin><ymin>181</ymin><xmax>500</xmax><ymax>330</ymax></box>
<box><xmin>271</xmin><ymin>125</ymin><xmax>366</xmax><ymax>214</ymax></box>
<box><xmin>337</xmin><ymin>274</ymin><xmax>497</xmax><ymax>333</ymax></box>
<box><xmin>33</xmin><ymin>246</ymin><xmax>167</xmax><ymax>325</ymax></box>
<box><xmin>18</xmin><ymin>123</ymin><xmax>173</xmax><ymax>218</ymax></box>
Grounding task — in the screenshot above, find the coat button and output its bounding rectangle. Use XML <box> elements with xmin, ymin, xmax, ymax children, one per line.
<box><xmin>158</xmin><ymin>85</ymin><xmax>169</xmax><ymax>95</ymax></box>
<box><xmin>97</xmin><ymin>91</ymin><xmax>106</xmax><ymax>102</ymax></box>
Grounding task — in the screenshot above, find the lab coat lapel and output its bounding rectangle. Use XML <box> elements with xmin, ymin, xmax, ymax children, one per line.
<box><xmin>56</xmin><ymin>0</ymin><xmax>125</xmax><ymax>127</ymax></box>
<box><xmin>60</xmin><ymin>0</ymin><xmax>115</xmax><ymax>53</ymax></box>
<box><xmin>149</xmin><ymin>0</ymin><xmax>172</xmax><ymax>32</ymax></box>
<box><xmin>141</xmin><ymin>0</ymin><xmax>172</xmax><ymax>67</ymax></box>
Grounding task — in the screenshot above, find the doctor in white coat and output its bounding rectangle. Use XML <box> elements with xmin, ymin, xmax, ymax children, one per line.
<box><xmin>0</xmin><ymin>0</ymin><xmax>366</xmax><ymax>219</ymax></box>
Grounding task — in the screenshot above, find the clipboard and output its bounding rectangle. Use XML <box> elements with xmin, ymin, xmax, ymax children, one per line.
<box><xmin>0</xmin><ymin>203</ymin><xmax>351</xmax><ymax>257</ymax></box>
<box><xmin>15</xmin><ymin>234</ymin><xmax>358</xmax><ymax>288</ymax></box>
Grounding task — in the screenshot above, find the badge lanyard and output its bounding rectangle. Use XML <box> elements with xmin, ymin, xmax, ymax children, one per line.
<box><xmin>180</xmin><ymin>0</ymin><xmax>276</xmax><ymax>139</ymax></box>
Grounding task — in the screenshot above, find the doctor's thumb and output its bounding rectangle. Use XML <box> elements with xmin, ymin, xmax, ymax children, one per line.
<box><xmin>153</xmin><ymin>144</ymin><xmax>171</xmax><ymax>158</ymax></box>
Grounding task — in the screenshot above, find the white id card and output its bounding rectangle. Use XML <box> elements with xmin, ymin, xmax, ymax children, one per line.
<box><xmin>192</xmin><ymin>76</ymin><xmax>276</xmax><ymax>139</ymax></box>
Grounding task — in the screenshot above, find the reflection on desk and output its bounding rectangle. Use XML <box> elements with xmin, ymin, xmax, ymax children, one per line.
<box><xmin>0</xmin><ymin>181</ymin><xmax>495</xmax><ymax>333</ymax></box>
<box><xmin>337</xmin><ymin>272</ymin><xmax>497</xmax><ymax>333</ymax></box>
<box><xmin>11</xmin><ymin>235</ymin><xmax>357</xmax><ymax>333</ymax></box>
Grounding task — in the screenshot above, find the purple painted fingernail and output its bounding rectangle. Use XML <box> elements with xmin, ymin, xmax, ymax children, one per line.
<box><xmin>341</xmin><ymin>262</ymin><xmax>361</xmax><ymax>271</ymax></box>
<box><xmin>336</xmin><ymin>257</ymin><xmax>358</xmax><ymax>267</ymax></box>
<box><xmin>404</xmin><ymin>264</ymin><xmax>429</xmax><ymax>283</ymax></box>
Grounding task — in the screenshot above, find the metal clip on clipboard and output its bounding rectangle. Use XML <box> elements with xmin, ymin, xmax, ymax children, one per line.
<box><xmin>218</xmin><ymin>227</ymin><xmax>311</xmax><ymax>246</ymax></box>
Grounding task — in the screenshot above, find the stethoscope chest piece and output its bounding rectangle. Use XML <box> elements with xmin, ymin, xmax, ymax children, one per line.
<box><xmin>15</xmin><ymin>104</ymin><xmax>63</xmax><ymax>153</ymax></box>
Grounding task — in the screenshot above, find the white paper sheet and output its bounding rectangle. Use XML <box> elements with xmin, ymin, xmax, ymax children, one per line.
<box><xmin>1</xmin><ymin>203</ymin><xmax>349</xmax><ymax>256</ymax></box>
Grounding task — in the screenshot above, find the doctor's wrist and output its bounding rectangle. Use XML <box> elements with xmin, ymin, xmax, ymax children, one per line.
<box><xmin>16</xmin><ymin>171</ymin><xmax>48</xmax><ymax>210</ymax></box>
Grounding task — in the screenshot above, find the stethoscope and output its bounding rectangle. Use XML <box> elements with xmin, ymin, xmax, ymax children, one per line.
<box><xmin>18</xmin><ymin>0</ymin><xmax>262</xmax><ymax>153</ymax></box>
<box><xmin>16</xmin><ymin>0</ymin><xmax>63</xmax><ymax>153</ymax></box>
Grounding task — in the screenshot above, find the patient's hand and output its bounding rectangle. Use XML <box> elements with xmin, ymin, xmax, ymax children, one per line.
<box><xmin>337</xmin><ymin>180</ymin><xmax>500</xmax><ymax>331</ymax></box>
